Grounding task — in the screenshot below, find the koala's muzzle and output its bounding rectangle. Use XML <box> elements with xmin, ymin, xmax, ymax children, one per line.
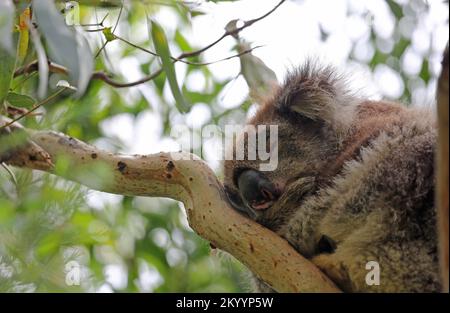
<box><xmin>237</xmin><ymin>169</ymin><xmax>280</xmax><ymax>211</ymax></box>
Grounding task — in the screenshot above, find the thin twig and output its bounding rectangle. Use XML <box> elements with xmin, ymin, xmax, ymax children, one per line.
<box><xmin>92</xmin><ymin>68</ymin><xmax>163</xmax><ymax>88</ymax></box>
<box><xmin>115</xmin><ymin>35</ymin><xmax>159</xmax><ymax>56</ymax></box>
<box><xmin>0</xmin><ymin>88</ymin><xmax>68</xmax><ymax>130</ymax></box>
<box><xmin>174</xmin><ymin>45</ymin><xmax>264</xmax><ymax>66</ymax></box>
<box><xmin>95</xmin><ymin>41</ymin><xmax>108</xmax><ymax>59</ymax></box>
<box><xmin>78</xmin><ymin>13</ymin><xmax>108</xmax><ymax>28</ymax></box>
<box><xmin>112</xmin><ymin>2</ymin><xmax>123</xmax><ymax>33</ymax></box>
<box><xmin>84</xmin><ymin>28</ymin><xmax>107</xmax><ymax>32</ymax></box>
<box><xmin>13</xmin><ymin>45</ymin><xmax>261</xmax><ymax>88</ymax></box>
<box><xmin>178</xmin><ymin>0</ymin><xmax>285</xmax><ymax>59</ymax></box>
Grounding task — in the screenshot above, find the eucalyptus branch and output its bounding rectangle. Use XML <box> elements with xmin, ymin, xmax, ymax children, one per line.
<box><xmin>0</xmin><ymin>122</ymin><xmax>340</xmax><ymax>293</ymax></box>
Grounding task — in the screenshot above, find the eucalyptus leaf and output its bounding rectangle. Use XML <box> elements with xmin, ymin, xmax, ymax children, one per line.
<box><xmin>0</xmin><ymin>48</ymin><xmax>15</xmax><ymax>105</ymax></box>
<box><xmin>150</xmin><ymin>20</ymin><xmax>189</xmax><ymax>113</ymax></box>
<box><xmin>17</xmin><ymin>8</ymin><xmax>32</xmax><ymax>66</ymax></box>
<box><xmin>33</xmin><ymin>0</ymin><xmax>93</xmax><ymax>96</ymax></box>
<box><xmin>0</xmin><ymin>5</ymin><xmax>16</xmax><ymax>106</ymax></box>
<box><xmin>6</xmin><ymin>92</ymin><xmax>35</xmax><ymax>108</ymax></box>
<box><xmin>238</xmin><ymin>41</ymin><xmax>278</xmax><ymax>102</ymax></box>
<box><xmin>0</xmin><ymin>19</ymin><xmax>17</xmax><ymax>106</ymax></box>
<box><xmin>0</xmin><ymin>0</ymin><xmax>15</xmax><ymax>54</ymax></box>
<box><xmin>28</xmin><ymin>22</ymin><xmax>49</xmax><ymax>99</ymax></box>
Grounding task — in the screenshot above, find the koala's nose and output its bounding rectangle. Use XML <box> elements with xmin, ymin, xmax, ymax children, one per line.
<box><xmin>237</xmin><ymin>169</ymin><xmax>280</xmax><ymax>211</ymax></box>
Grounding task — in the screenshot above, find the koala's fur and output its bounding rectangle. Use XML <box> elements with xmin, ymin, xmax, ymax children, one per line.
<box><xmin>223</xmin><ymin>62</ymin><xmax>440</xmax><ymax>292</ymax></box>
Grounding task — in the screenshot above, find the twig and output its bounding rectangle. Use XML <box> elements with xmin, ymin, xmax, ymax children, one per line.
<box><xmin>176</xmin><ymin>45</ymin><xmax>264</xmax><ymax>66</ymax></box>
<box><xmin>115</xmin><ymin>34</ymin><xmax>159</xmax><ymax>57</ymax></box>
<box><xmin>112</xmin><ymin>2</ymin><xmax>123</xmax><ymax>33</ymax></box>
<box><xmin>78</xmin><ymin>12</ymin><xmax>109</xmax><ymax>27</ymax></box>
<box><xmin>92</xmin><ymin>68</ymin><xmax>163</xmax><ymax>88</ymax></box>
<box><xmin>84</xmin><ymin>28</ymin><xmax>107</xmax><ymax>32</ymax></box>
<box><xmin>0</xmin><ymin>88</ymin><xmax>68</xmax><ymax>130</ymax></box>
<box><xmin>14</xmin><ymin>45</ymin><xmax>261</xmax><ymax>88</ymax></box>
<box><xmin>178</xmin><ymin>0</ymin><xmax>285</xmax><ymax>59</ymax></box>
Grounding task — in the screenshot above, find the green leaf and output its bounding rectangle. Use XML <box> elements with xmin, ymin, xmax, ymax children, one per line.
<box><xmin>392</xmin><ymin>37</ymin><xmax>410</xmax><ymax>58</ymax></box>
<box><xmin>420</xmin><ymin>59</ymin><xmax>430</xmax><ymax>83</ymax></box>
<box><xmin>0</xmin><ymin>50</ymin><xmax>15</xmax><ymax>105</ymax></box>
<box><xmin>174</xmin><ymin>30</ymin><xmax>192</xmax><ymax>52</ymax></box>
<box><xmin>150</xmin><ymin>20</ymin><xmax>190</xmax><ymax>113</ymax></box>
<box><xmin>0</xmin><ymin>1</ymin><xmax>16</xmax><ymax>105</ymax></box>
<box><xmin>0</xmin><ymin>0</ymin><xmax>15</xmax><ymax>54</ymax></box>
<box><xmin>6</xmin><ymin>92</ymin><xmax>36</xmax><ymax>108</ymax></box>
<box><xmin>0</xmin><ymin>49</ymin><xmax>16</xmax><ymax>106</ymax></box>
<box><xmin>238</xmin><ymin>41</ymin><xmax>278</xmax><ymax>102</ymax></box>
<box><xmin>17</xmin><ymin>8</ymin><xmax>31</xmax><ymax>66</ymax></box>
<box><xmin>33</xmin><ymin>0</ymin><xmax>93</xmax><ymax>96</ymax></box>
<box><xmin>386</xmin><ymin>0</ymin><xmax>404</xmax><ymax>20</ymax></box>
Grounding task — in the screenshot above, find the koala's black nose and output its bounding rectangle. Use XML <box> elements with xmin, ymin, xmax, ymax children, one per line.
<box><xmin>237</xmin><ymin>169</ymin><xmax>280</xmax><ymax>211</ymax></box>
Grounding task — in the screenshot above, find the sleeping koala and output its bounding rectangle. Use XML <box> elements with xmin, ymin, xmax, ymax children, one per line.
<box><xmin>223</xmin><ymin>62</ymin><xmax>441</xmax><ymax>292</ymax></box>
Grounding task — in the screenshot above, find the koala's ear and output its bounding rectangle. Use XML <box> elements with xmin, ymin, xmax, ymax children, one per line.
<box><xmin>277</xmin><ymin>63</ymin><xmax>356</xmax><ymax>131</ymax></box>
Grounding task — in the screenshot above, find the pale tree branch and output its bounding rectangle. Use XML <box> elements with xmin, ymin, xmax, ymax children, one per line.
<box><xmin>0</xmin><ymin>116</ymin><xmax>339</xmax><ymax>293</ymax></box>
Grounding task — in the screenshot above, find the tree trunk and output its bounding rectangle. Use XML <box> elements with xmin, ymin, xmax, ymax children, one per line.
<box><xmin>436</xmin><ymin>44</ymin><xmax>449</xmax><ymax>292</ymax></box>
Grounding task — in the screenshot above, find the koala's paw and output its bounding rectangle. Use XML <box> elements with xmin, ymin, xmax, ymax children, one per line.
<box><xmin>312</xmin><ymin>254</ymin><xmax>353</xmax><ymax>292</ymax></box>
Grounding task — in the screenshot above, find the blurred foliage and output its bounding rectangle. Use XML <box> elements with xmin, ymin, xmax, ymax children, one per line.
<box><xmin>0</xmin><ymin>0</ymin><xmax>448</xmax><ymax>292</ymax></box>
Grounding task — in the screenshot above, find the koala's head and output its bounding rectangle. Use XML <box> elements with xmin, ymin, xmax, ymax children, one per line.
<box><xmin>223</xmin><ymin>62</ymin><xmax>358</xmax><ymax>228</ymax></box>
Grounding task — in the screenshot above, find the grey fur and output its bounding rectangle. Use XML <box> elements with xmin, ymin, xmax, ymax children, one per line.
<box><xmin>223</xmin><ymin>63</ymin><xmax>440</xmax><ymax>292</ymax></box>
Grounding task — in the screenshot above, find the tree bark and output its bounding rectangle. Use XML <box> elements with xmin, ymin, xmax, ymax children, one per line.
<box><xmin>0</xmin><ymin>121</ymin><xmax>339</xmax><ymax>293</ymax></box>
<box><xmin>436</xmin><ymin>44</ymin><xmax>449</xmax><ymax>292</ymax></box>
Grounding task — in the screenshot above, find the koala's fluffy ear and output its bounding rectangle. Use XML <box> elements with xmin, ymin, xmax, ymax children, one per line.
<box><xmin>276</xmin><ymin>62</ymin><xmax>357</xmax><ymax>133</ymax></box>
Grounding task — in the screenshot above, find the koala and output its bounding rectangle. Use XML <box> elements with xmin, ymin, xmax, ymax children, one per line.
<box><xmin>223</xmin><ymin>62</ymin><xmax>441</xmax><ymax>292</ymax></box>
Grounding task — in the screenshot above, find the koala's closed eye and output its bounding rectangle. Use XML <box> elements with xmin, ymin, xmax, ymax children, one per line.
<box><xmin>237</xmin><ymin>169</ymin><xmax>280</xmax><ymax>211</ymax></box>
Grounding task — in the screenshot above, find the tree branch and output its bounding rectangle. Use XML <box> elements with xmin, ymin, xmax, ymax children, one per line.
<box><xmin>0</xmin><ymin>119</ymin><xmax>339</xmax><ymax>293</ymax></box>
